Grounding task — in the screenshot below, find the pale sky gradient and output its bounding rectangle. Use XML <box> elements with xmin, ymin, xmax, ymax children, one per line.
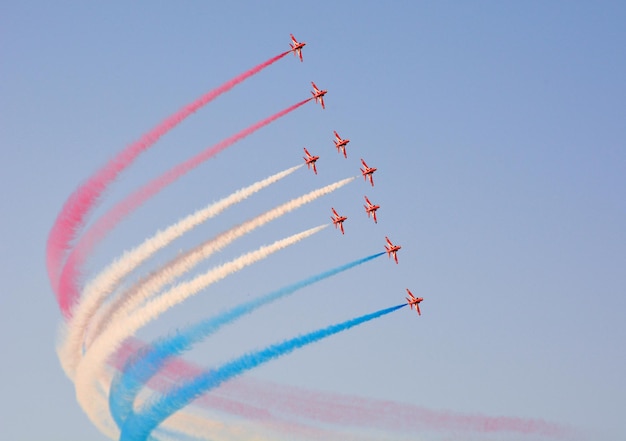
<box><xmin>2</xmin><ymin>1</ymin><xmax>625</xmax><ymax>440</ymax></box>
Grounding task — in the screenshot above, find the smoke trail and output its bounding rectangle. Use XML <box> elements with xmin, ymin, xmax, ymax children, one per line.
<box><xmin>114</xmin><ymin>350</ymin><xmax>366</xmax><ymax>441</ymax></box>
<box><xmin>62</xmin><ymin>175</ymin><xmax>354</xmax><ymax>431</ymax></box>
<box><xmin>74</xmin><ymin>225</ymin><xmax>327</xmax><ymax>436</ymax></box>
<box><xmin>82</xmin><ymin>176</ymin><xmax>355</xmax><ymax>358</ymax></box>
<box><xmin>110</xmin><ymin>252</ymin><xmax>385</xmax><ymax>427</ymax></box>
<box><xmin>85</xmin><ymin>165</ymin><xmax>302</xmax><ymax>344</ymax></box>
<box><xmin>218</xmin><ymin>378</ymin><xmax>574</xmax><ymax>439</ymax></box>
<box><xmin>100</xmin><ymin>379</ymin><xmax>277</xmax><ymax>441</ymax></box>
<box><xmin>57</xmin><ymin>97</ymin><xmax>312</xmax><ymax>318</ymax></box>
<box><xmin>46</xmin><ymin>50</ymin><xmax>291</xmax><ymax>302</ymax></box>
<box><xmin>109</xmin><ymin>337</ymin><xmax>573</xmax><ymax>441</ymax></box>
<box><xmin>57</xmin><ymin>165</ymin><xmax>302</xmax><ymax>378</ymax></box>
<box><xmin>92</xmin><ymin>352</ymin><xmax>281</xmax><ymax>441</ymax></box>
<box><xmin>110</xmin><ymin>339</ymin><xmax>281</xmax><ymax>420</ymax></box>
<box><xmin>119</xmin><ymin>304</ymin><xmax>407</xmax><ymax>441</ymax></box>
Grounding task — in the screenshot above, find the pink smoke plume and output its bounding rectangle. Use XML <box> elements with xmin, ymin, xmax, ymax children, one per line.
<box><xmin>46</xmin><ymin>50</ymin><xmax>290</xmax><ymax>309</ymax></box>
<box><xmin>57</xmin><ymin>97</ymin><xmax>312</xmax><ymax>317</ymax></box>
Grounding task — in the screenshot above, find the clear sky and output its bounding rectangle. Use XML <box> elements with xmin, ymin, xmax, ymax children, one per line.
<box><xmin>2</xmin><ymin>1</ymin><xmax>625</xmax><ymax>440</ymax></box>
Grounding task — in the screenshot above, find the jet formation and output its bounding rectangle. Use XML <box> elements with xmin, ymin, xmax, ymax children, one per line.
<box><xmin>290</xmin><ymin>34</ymin><xmax>421</xmax><ymax>316</ymax></box>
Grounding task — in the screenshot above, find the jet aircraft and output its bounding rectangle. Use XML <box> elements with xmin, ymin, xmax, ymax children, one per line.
<box><xmin>303</xmin><ymin>147</ymin><xmax>319</xmax><ymax>174</ymax></box>
<box><xmin>405</xmin><ymin>289</ymin><xmax>424</xmax><ymax>315</ymax></box>
<box><xmin>333</xmin><ymin>130</ymin><xmax>350</xmax><ymax>158</ymax></box>
<box><xmin>384</xmin><ymin>236</ymin><xmax>401</xmax><ymax>263</ymax></box>
<box><xmin>331</xmin><ymin>208</ymin><xmax>347</xmax><ymax>234</ymax></box>
<box><xmin>289</xmin><ymin>34</ymin><xmax>306</xmax><ymax>62</ymax></box>
<box><xmin>363</xmin><ymin>196</ymin><xmax>380</xmax><ymax>223</ymax></box>
<box><xmin>360</xmin><ymin>159</ymin><xmax>377</xmax><ymax>186</ymax></box>
<box><xmin>311</xmin><ymin>82</ymin><xmax>327</xmax><ymax>109</ymax></box>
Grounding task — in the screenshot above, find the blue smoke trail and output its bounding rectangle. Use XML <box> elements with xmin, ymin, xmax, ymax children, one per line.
<box><xmin>119</xmin><ymin>303</ymin><xmax>406</xmax><ymax>441</ymax></box>
<box><xmin>110</xmin><ymin>252</ymin><xmax>385</xmax><ymax>428</ymax></box>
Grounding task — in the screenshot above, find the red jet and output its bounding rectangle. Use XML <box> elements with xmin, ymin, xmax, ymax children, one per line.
<box><xmin>363</xmin><ymin>196</ymin><xmax>380</xmax><ymax>223</ymax></box>
<box><xmin>360</xmin><ymin>159</ymin><xmax>377</xmax><ymax>186</ymax></box>
<box><xmin>384</xmin><ymin>236</ymin><xmax>401</xmax><ymax>263</ymax></box>
<box><xmin>289</xmin><ymin>34</ymin><xmax>306</xmax><ymax>62</ymax></box>
<box><xmin>405</xmin><ymin>289</ymin><xmax>424</xmax><ymax>315</ymax></box>
<box><xmin>311</xmin><ymin>82</ymin><xmax>327</xmax><ymax>109</ymax></box>
<box><xmin>303</xmin><ymin>148</ymin><xmax>319</xmax><ymax>174</ymax></box>
<box><xmin>333</xmin><ymin>130</ymin><xmax>350</xmax><ymax>158</ymax></box>
<box><xmin>331</xmin><ymin>208</ymin><xmax>347</xmax><ymax>234</ymax></box>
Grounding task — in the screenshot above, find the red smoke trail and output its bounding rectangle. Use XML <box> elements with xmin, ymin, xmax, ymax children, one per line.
<box><xmin>217</xmin><ymin>379</ymin><xmax>573</xmax><ymax>438</ymax></box>
<box><xmin>57</xmin><ymin>97</ymin><xmax>312</xmax><ymax>317</ymax></box>
<box><xmin>46</xmin><ymin>50</ymin><xmax>290</xmax><ymax>302</ymax></box>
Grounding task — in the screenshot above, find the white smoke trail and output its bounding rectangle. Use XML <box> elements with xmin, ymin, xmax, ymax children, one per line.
<box><xmin>71</xmin><ymin>176</ymin><xmax>354</xmax><ymax>435</ymax></box>
<box><xmin>74</xmin><ymin>225</ymin><xmax>328</xmax><ymax>436</ymax></box>
<box><xmin>83</xmin><ymin>176</ymin><xmax>355</xmax><ymax>354</ymax></box>
<box><xmin>57</xmin><ymin>165</ymin><xmax>302</xmax><ymax>379</ymax></box>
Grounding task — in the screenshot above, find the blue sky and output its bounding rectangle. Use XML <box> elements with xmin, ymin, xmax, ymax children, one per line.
<box><xmin>2</xmin><ymin>1</ymin><xmax>625</xmax><ymax>440</ymax></box>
